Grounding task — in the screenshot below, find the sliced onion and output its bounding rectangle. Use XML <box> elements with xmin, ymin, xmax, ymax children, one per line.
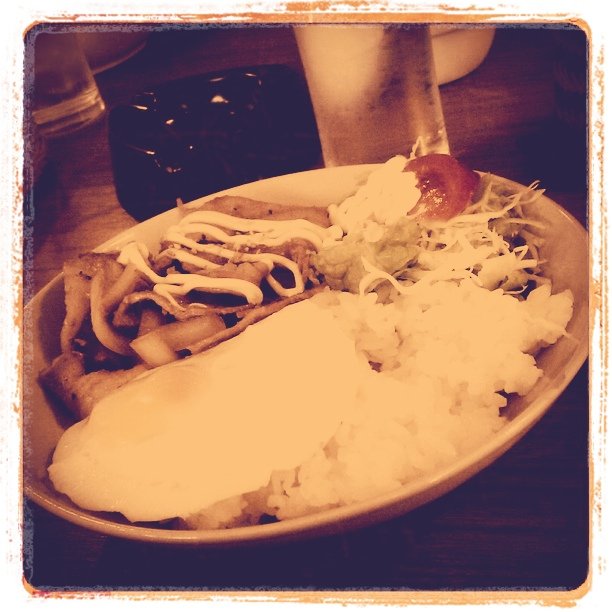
<box><xmin>90</xmin><ymin>269</ymin><xmax>134</xmax><ymax>356</ymax></box>
<box><xmin>102</xmin><ymin>263</ymin><xmax>145</xmax><ymax>311</ymax></box>
<box><xmin>137</xmin><ymin>307</ymin><xmax>166</xmax><ymax>337</ymax></box>
<box><xmin>130</xmin><ymin>313</ymin><xmax>226</xmax><ymax>367</ymax></box>
<box><xmin>130</xmin><ymin>333</ymin><xmax>177</xmax><ymax>369</ymax></box>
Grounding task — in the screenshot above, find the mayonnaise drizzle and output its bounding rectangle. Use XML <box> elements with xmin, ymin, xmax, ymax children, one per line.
<box><xmin>117</xmin><ymin>242</ymin><xmax>266</xmax><ymax>306</ymax></box>
<box><xmin>117</xmin><ymin>210</ymin><xmax>342</xmax><ymax>309</ymax></box>
<box><xmin>166</xmin><ymin>210</ymin><xmax>339</xmax><ymax>250</ymax></box>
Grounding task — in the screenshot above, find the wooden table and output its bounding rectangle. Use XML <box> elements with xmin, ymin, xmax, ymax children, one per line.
<box><xmin>23</xmin><ymin>25</ymin><xmax>589</xmax><ymax>596</ymax></box>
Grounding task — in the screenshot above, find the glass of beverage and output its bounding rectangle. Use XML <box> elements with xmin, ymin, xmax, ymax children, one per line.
<box><xmin>31</xmin><ymin>31</ymin><xmax>106</xmax><ymax>137</ymax></box>
<box><xmin>294</xmin><ymin>24</ymin><xmax>450</xmax><ymax>166</ymax></box>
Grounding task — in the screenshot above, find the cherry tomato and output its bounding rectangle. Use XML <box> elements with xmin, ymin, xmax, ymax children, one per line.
<box><xmin>405</xmin><ymin>154</ymin><xmax>480</xmax><ymax>220</ymax></box>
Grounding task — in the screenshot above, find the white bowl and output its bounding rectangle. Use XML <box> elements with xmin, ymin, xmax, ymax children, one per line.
<box><xmin>23</xmin><ymin>165</ymin><xmax>588</xmax><ymax>545</ymax></box>
<box><xmin>431</xmin><ymin>26</ymin><xmax>496</xmax><ymax>85</ymax></box>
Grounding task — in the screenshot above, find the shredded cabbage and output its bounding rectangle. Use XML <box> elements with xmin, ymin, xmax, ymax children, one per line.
<box><xmin>313</xmin><ymin>166</ymin><xmax>548</xmax><ymax>300</ymax></box>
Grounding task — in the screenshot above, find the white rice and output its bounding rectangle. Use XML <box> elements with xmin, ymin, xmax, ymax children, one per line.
<box><xmin>184</xmin><ymin>279</ymin><xmax>573</xmax><ymax>529</ymax></box>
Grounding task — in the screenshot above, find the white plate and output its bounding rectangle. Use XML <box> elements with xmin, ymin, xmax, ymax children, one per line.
<box><xmin>23</xmin><ymin>165</ymin><xmax>589</xmax><ymax>545</ymax></box>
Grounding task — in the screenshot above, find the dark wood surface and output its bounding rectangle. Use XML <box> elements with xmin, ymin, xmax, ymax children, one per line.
<box><xmin>23</xmin><ymin>25</ymin><xmax>589</xmax><ymax>595</ymax></box>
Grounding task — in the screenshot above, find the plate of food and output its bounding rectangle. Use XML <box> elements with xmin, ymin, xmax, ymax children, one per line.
<box><xmin>23</xmin><ymin>154</ymin><xmax>588</xmax><ymax>545</ymax></box>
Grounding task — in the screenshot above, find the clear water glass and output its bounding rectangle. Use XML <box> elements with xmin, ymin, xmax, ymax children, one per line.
<box><xmin>294</xmin><ymin>24</ymin><xmax>450</xmax><ymax>166</ymax></box>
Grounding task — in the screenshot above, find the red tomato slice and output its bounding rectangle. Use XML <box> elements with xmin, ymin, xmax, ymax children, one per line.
<box><xmin>404</xmin><ymin>154</ymin><xmax>480</xmax><ymax>220</ymax></box>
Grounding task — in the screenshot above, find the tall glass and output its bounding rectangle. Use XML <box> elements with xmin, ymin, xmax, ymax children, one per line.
<box><xmin>32</xmin><ymin>32</ymin><xmax>106</xmax><ymax>137</ymax></box>
<box><xmin>294</xmin><ymin>24</ymin><xmax>450</xmax><ymax>166</ymax></box>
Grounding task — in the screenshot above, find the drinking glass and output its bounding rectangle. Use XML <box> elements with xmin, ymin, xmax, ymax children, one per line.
<box><xmin>294</xmin><ymin>24</ymin><xmax>450</xmax><ymax>166</ymax></box>
<box><xmin>32</xmin><ymin>32</ymin><xmax>106</xmax><ymax>137</ymax></box>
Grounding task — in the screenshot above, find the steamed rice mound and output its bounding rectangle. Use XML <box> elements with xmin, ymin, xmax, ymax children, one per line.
<box><xmin>184</xmin><ymin>280</ymin><xmax>573</xmax><ymax>529</ymax></box>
